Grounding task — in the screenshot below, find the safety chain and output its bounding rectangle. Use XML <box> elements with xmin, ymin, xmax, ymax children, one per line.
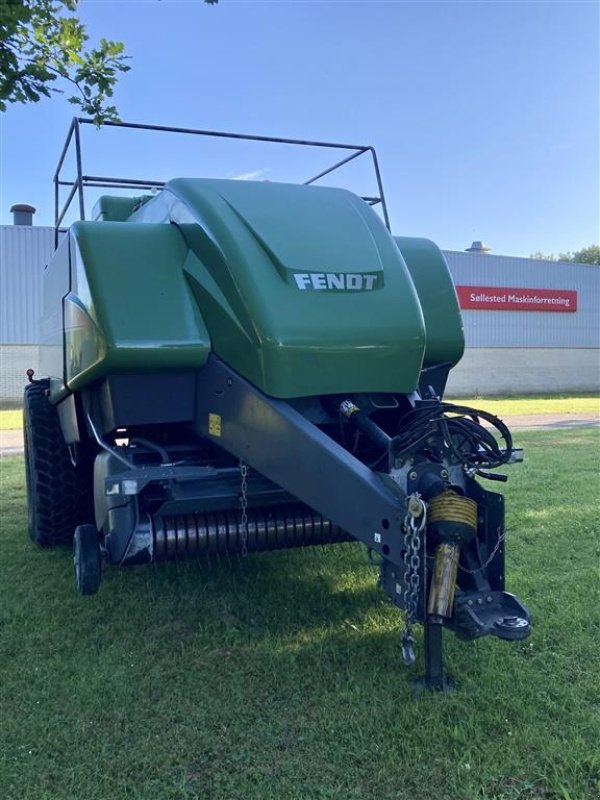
<box><xmin>400</xmin><ymin>495</ymin><xmax>427</xmax><ymax>666</ymax></box>
<box><xmin>457</xmin><ymin>525</ymin><xmax>506</xmax><ymax>574</ymax></box>
<box><xmin>239</xmin><ymin>459</ymin><xmax>249</xmax><ymax>557</ymax></box>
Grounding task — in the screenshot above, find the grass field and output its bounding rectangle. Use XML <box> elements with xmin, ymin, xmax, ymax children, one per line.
<box><xmin>0</xmin><ymin>409</ymin><xmax>22</xmax><ymax>430</ymax></box>
<box><xmin>1</xmin><ymin>429</ymin><xmax>599</xmax><ymax>800</ymax></box>
<box><xmin>445</xmin><ymin>396</ymin><xmax>599</xmax><ymax>417</ymax></box>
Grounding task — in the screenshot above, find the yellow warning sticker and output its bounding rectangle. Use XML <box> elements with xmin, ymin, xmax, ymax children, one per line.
<box><xmin>208</xmin><ymin>413</ymin><xmax>222</xmax><ymax>437</ymax></box>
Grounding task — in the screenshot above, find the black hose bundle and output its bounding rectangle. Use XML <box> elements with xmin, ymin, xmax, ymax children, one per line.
<box><xmin>393</xmin><ymin>402</ymin><xmax>513</xmax><ymax>470</ymax></box>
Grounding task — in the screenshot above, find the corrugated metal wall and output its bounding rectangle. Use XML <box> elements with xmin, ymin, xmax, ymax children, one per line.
<box><xmin>442</xmin><ymin>250</ymin><xmax>600</xmax><ymax>349</ymax></box>
<box><xmin>0</xmin><ymin>226</ymin><xmax>55</xmax><ymax>344</ymax></box>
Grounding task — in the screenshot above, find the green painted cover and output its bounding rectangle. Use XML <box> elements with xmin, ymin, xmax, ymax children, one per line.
<box><xmin>91</xmin><ymin>195</ymin><xmax>151</xmax><ymax>222</ymax></box>
<box><xmin>394</xmin><ymin>237</ymin><xmax>464</xmax><ymax>369</ymax></box>
<box><xmin>46</xmin><ymin>179</ymin><xmax>465</xmax><ymax>400</ymax></box>
<box><xmin>129</xmin><ymin>178</ymin><xmax>431</xmax><ymax>396</ymax></box>
<box><xmin>64</xmin><ymin>222</ymin><xmax>211</xmax><ymax>392</ymax></box>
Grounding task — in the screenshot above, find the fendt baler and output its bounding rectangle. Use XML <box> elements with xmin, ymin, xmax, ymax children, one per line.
<box><xmin>24</xmin><ymin>119</ymin><xmax>531</xmax><ymax>688</ymax></box>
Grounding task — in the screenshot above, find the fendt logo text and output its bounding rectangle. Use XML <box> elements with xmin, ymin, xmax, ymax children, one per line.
<box><xmin>293</xmin><ymin>272</ymin><xmax>379</xmax><ymax>291</ymax></box>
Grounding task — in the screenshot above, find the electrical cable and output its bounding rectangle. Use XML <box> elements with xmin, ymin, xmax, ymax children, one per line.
<box><xmin>129</xmin><ymin>437</ymin><xmax>170</xmax><ymax>464</ymax></box>
<box><xmin>392</xmin><ymin>402</ymin><xmax>513</xmax><ymax>471</ymax></box>
<box><xmin>87</xmin><ymin>411</ymin><xmax>132</xmax><ymax>470</ymax></box>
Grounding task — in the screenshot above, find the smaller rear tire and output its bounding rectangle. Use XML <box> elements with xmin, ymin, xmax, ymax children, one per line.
<box><xmin>73</xmin><ymin>525</ymin><xmax>102</xmax><ymax>596</ymax></box>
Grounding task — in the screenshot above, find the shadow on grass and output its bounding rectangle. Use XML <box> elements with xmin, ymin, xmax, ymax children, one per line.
<box><xmin>29</xmin><ymin>538</ymin><xmax>389</xmax><ymax>636</ymax></box>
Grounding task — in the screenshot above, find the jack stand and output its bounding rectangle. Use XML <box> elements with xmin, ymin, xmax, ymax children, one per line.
<box><xmin>413</xmin><ymin>619</ymin><xmax>456</xmax><ymax>692</ymax></box>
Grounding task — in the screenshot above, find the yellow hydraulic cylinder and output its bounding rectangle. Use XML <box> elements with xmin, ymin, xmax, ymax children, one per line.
<box><xmin>428</xmin><ymin>541</ymin><xmax>461</xmax><ymax>619</ymax></box>
<box><xmin>426</xmin><ymin>490</ymin><xmax>478</xmax><ymax>622</ymax></box>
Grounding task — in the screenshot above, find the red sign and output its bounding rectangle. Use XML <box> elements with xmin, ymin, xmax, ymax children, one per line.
<box><xmin>456</xmin><ymin>286</ymin><xmax>577</xmax><ymax>313</ymax></box>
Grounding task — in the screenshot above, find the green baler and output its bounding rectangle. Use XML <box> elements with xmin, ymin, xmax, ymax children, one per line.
<box><xmin>24</xmin><ymin>120</ymin><xmax>530</xmax><ymax>688</ymax></box>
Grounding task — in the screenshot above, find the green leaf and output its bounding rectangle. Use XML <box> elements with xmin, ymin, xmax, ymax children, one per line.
<box><xmin>0</xmin><ymin>0</ymin><xmax>130</xmax><ymax>124</ymax></box>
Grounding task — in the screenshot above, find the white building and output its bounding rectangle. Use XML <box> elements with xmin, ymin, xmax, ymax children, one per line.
<box><xmin>1</xmin><ymin>219</ymin><xmax>56</xmax><ymax>404</ymax></box>
<box><xmin>443</xmin><ymin>244</ymin><xmax>599</xmax><ymax>396</ymax></box>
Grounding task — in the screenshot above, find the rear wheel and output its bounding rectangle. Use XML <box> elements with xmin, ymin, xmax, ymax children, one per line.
<box><xmin>23</xmin><ymin>381</ymin><xmax>93</xmax><ymax>547</ymax></box>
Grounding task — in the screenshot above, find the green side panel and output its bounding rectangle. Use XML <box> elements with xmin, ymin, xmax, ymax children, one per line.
<box><xmin>91</xmin><ymin>195</ymin><xmax>152</xmax><ymax>222</ymax></box>
<box><xmin>39</xmin><ymin>235</ymin><xmax>71</xmax><ymax>403</ymax></box>
<box><xmin>65</xmin><ymin>222</ymin><xmax>211</xmax><ymax>390</ymax></box>
<box><xmin>394</xmin><ymin>237</ymin><xmax>465</xmax><ymax>369</ymax></box>
<box><xmin>64</xmin><ymin>293</ymin><xmax>108</xmax><ymax>384</ymax></box>
<box><xmin>133</xmin><ymin>179</ymin><xmax>428</xmax><ymax>397</ymax></box>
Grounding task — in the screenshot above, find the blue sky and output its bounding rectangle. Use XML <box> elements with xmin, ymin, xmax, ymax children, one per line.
<box><xmin>1</xmin><ymin>0</ymin><xmax>598</xmax><ymax>255</ymax></box>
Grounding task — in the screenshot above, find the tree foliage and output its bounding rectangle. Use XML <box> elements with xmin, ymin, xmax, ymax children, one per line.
<box><xmin>560</xmin><ymin>245</ymin><xmax>600</xmax><ymax>265</ymax></box>
<box><xmin>0</xmin><ymin>0</ymin><xmax>219</xmax><ymax>125</ymax></box>
<box><xmin>0</xmin><ymin>0</ymin><xmax>128</xmax><ymax>124</ymax></box>
<box><xmin>530</xmin><ymin>245</ymin><xmax>600</xmax><ymax>265</ymax></box>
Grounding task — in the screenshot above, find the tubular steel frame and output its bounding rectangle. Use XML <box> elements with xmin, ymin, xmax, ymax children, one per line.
<box><xmin>53</xmin><ymin>117</ymin><xmax>391</xmax><ymax>247</ymax></box>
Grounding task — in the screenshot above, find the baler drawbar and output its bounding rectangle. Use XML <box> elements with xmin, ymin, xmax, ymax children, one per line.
<box><xmin>23</xmin><ymin>119</ymin><xmax>531</xmax><ymax>689</ymax></box>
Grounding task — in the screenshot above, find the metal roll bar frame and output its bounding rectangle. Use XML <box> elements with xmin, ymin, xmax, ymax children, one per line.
<box><xmin>53</xmin><ymin>117</ymin><xmax>391</xmax><ymax>247</ymax></box>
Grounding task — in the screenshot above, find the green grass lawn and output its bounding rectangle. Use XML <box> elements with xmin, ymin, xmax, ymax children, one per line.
<box><xmin>0</xmin><ymin>409</ymin><xmax>22</xmax><ymax>430</ymax></box>
<box><xmin>445</xmin><ymin>395</ymin><xmax>599</xmax><ymax>417</ymax></box>
<box><xmin>0</xmin><ymin>429</ymin><xmax>599</xmax><ymax>800</ymax></box>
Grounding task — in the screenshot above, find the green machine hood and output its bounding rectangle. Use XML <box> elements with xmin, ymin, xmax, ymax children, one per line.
<box><xmin>130</xmin><ymin>178</ymin><xmax>463</xmax><ymax>397</ymax></box>
<box><xmin>58</xmin><ymin>178</ymin><xmax>463</xmax><ymax>399</ymax></box>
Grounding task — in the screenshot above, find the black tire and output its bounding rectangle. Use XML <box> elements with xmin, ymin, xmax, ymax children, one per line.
<box><xmin>73</xmin><ymin>524</ymin><xmax>102</xmax><ymax>595</ymax></box>
<box><xmin>23</xmin><ymin>380</ymin><xmax>93</xmax><ymax>547</ymax></box>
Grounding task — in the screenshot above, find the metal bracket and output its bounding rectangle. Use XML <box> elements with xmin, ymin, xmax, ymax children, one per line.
<box><xmin>194</xmin><ymin>356</ymin><xmax>408</xmax><ymax>568</ymax></box>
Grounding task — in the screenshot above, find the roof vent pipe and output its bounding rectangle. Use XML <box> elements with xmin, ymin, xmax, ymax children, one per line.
<box><xmin>465</xmin><ymin>240</ymin><xmax>490</xmax><ymax>253</ymax></box>
<box><xmin>10</xmin><ymin>204</ymin><xmax>36</xmax><ymax>226</ymax></box>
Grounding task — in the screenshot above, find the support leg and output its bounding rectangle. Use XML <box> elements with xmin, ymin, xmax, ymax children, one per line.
<box><xmin>413</xmin><ymin>620</ymin><xmax>457</xmax><ymax>691</ymax></box>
